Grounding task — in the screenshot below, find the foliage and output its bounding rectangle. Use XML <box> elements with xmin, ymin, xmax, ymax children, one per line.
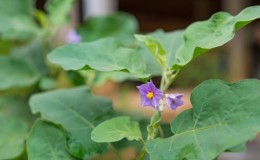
<box><xmin>91</xmin><ymin>116</ymin><xmax>142</xmax><ymax>142</ymax></box>
<box><xmin>29</xmin><ymin>87</ymin><xmax>114</xmax><ymax>159</ymax></box>
<box><xmin>0</xmin><ymin>1</ymin><xmax>260</xmax><ymax>160</ymax></box>
<box><xmin>146</xmin><ymin>79</ymin><xmax>260</xmax><ymax>160</ymax></box>
<box><xmin>27</xmin><ymin>120</ymin><xmax>74</xmax><ymax>160</ymax></box>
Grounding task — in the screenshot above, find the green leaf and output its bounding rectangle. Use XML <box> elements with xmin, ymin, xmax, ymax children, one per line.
<box><xmin>0</xmin><ymin>14</ymin><xmax>39</xmax><ymax>40</ymax></box>
<box><xmin>11</xmin><ymin>39</ymin><xmax>49</xmax><ymax>77</ymax></box>
<box><xmin>0</xmin><ymin>55</ymin><xmax>39</xmax><ymax>90</ymax></box>
<box><xmin>29</xmin><ymin>87</ymin><xmax>115</xmax><ymax>159</ymax></box>
<box><xmin>0</xmin><ymin>115</ymin><xmax>28</xmax><ymax>159</ymax></box>
<box><xmin>135</xmin><ymin>43</ymin><xmax>162</xmax><ymax>76</ymax></box>
<box><xmin>146</xmin><ymin>79</ymin><xmax>260</xmax><ymax>160</ymax></box>
<box><xmin>0</xmin><ymin>0</ymin><xmax>34</xmax><ymax>16</ymax></box>
<box><xmin>0</xmin><ymin>0</ymin><xmax>39</xmax><ymax>40</ymax></box>
<box><xmin>173</xmin><ymin>5</ymin><xmax>260</xmax><ymax>69</ymax></box>
<box><xmin>27</xmin><ymin>120</ymin><xmax>74</xmax><ymax>160</ymax></box>
<box><xmin>78</xmin><ymin>12</ymin><xmax>138</xmax><ymax>45</ymax></box>
<box><xmin>135</xmin><ymin>29</ymin><xmax>184</xmax><ymax>69</ymax></box>
<box><xmin>45</xmin><ymin>0</ymin><xmax>74</xmax><ymax>27</ymax></box>
<box><xmin>91</xmin><ymin>116</ymin><xmax>142</xmax><ymax>143</ymax></box>
<box><xmin>0</xmin><ymin>96</ymin><xmax>36</xmax><ymax>125</ymax></box>
<box><xmin>135</xmin><ymin>34</ymin><xmax>166</xmax><ymax>67</ymax></box>
<box><xmin>92</xmin><ymin>71</ymin><xmax>137</xmax><ymax>86</ymax></box>
<box><xmin>48</xmin><ymin>38</ymin><xmax>148</xmax><ymax>78</ymax></box>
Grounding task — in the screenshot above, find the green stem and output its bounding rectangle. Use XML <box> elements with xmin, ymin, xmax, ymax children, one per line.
<box><xmin>138</xmin><ymin>69</ymin><xmax>180</xmax><ymax>160</ymax></box>
<box><xmin>158</xmin><ymin>125</ymin><xmax>164</xmax><ymax>138</ymax></box>
<box><xmin>160</xmin><ymin>70</ymin><xmax>166</xmax><ymax>91</ymax></box>
<box><xmin>137</xmin><ymin>147</ymin><xmax>147</xmax><ymax>160</ymax></box>
<box><xmin>162</xmin><ymin>70</ymin><xmax>180</xmax><ymax>92</ymax></box>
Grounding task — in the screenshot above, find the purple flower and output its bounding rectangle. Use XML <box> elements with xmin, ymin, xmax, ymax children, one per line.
<box><xmin>65</xmin><ymin>29</ymin><xmax>81</xmax><ymax>44</ymax></box>
<box><xmin>137</xmin><ymin>80</ymin><xmax>163</xmax><ymax>109</ymax></box>
<box><xmin>166</xmin><ymin>94</ymin><xmax>184</xmax><ymax>110</ymax></box>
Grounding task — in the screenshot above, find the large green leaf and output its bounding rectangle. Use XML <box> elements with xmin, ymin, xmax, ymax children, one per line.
<box><xmin>45</xmin><ymin>0</ymin><xmax>74</xmax><ymax>27</ymax></box>
<box><xmin>0</xmin><ymin>55</ymin><xmax>39</xmax><ymax>90</ymax></box>
<box><xmin>0</xmin><ymin>0</ymin><xmax>39</xmax><ymax>40</ymax></box>
<box><xmin>0</xmin><ymin>115</ymin><xmax>28</xmax><ymax>159</ymax></box>
<box><xmin>78</xmin><ymin>12</ymin><xmax>138</xmax><ymax>45</ymax></box>
<box><xmin>173</xmin><ymin>5</ymin><xmax>260</xmax><ymax>69</ymax></box>
<box><xmin>146</xmin><ymin>79</ymin><xmax>260</xmax><ymax>160</ymax></box>
<box><xmin>27</xmin><ymin>120</ymin><xmax>74</xmax><ymax>160</ymax></box>
<box><xmin>29</xmin><ymin>87</ymin><xmax>115</xmax><ymax>159</ymax></box>
<box><xmin>48</xmin><ymin>38</ymin><xmax>148</xmax><ymax>78</ymax></box>
<box><xmin>91</xmin><ymin>116</ymin><xmax>142</xmax><ymax>143</ymax></box>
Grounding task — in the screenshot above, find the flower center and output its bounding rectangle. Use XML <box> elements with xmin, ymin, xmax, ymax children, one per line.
<box><xmin>146</xmin><ymin>92</ymin><xmax>154</xmax><ymax>99</ymax></box>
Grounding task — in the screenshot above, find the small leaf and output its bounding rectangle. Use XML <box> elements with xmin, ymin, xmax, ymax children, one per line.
<box><xmin>0</xmin><ymin>55</ymin><xmax>39</xmax><ymax>90</ymax></box>
<box><xmin>173</xmin><ymin>5</ymin><xmax>260</xmax><ymax>69</ymax></box>
<box><xmin>135</xmin><ymin>29</ymin><xmax>184</xmax><ymax>69</ymax></box>
<box><xmin>29</xmin><ymin>87</ymin><xmax>115</xmax><ymax>159</ymax></box>
<box><xmin>78</xmin><ymin>12</ymin><xmax>138</xmax><ymax>45</ymax></box>
<box><xmin>135</xmin><ymin>34</ymin><xmax>166</xmax><ymax>67</ymax></box>
<box><xmin>146</xmin><ymin>79</ymin><xmax>260</xmax><ymax>160</ymax></box>
<box><xmin>27</xmin><ymin>120</ymin><xmax>74</xmax><ymax>160</ymax></box>
<box><xmin>135</xmin><ymin>34</ymin><xmax>166</xmax><ymax>56</ymax></box>
<box><xmin>91</xmin><ymin>116</ymin><xmax>142</xmax><ymax>143</ymax></box>
<box><xmin>48</xmin><ymin>37</ymin><xmax>148</xmax><ymax>78</ymax></box>
<box><xmin>0</xmin><ymin>115</ymin><xmax>28</xmax><ymax>159</ymax></box>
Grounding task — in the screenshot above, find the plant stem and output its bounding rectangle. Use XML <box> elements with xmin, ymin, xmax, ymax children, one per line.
<box><xmin>158</xmin><ymin>125</ymin><xmax>164</xmax><ymax>138</ymax></box>
<box><xmin>162</xmin><ymin>70</ymin><xmax>180</xmax><ymax>92</ymax></box>
<box><xmin>138</xmin><ymin>69</ymin><xmax>180</xmax><ymax>160</ymax></box>
<box><xmin>137</xmin><ymin>147</ymin><xmax>147</xmax><ymax>160</ymax></box>
<box><xmin>160</xmin><ymin>70</ymin><xmax>166</xmax><ymax>91</ymax></box>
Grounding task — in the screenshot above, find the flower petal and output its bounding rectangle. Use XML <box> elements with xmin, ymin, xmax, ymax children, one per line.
<box><xmin>137</xmin><ymin>80</ymin><xmax>163</xmax><ymax>109</ymax></box>
<box><xmin>166</xmin><ymin>93</ymin><xmax>184</xmax><ymax>110</ymax></box>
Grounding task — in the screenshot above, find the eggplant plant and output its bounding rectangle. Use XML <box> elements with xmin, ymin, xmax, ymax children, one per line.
<box><xmin>1</xmin><ymin>1</ymin><xmax>260</xmax><ymax>160</ymax></box>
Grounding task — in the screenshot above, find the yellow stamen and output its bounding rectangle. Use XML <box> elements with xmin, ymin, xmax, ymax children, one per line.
<box><xmin>146</xmin><ymin>92</ymin><xmax>154</xmax><ymax>99</ymax></box>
